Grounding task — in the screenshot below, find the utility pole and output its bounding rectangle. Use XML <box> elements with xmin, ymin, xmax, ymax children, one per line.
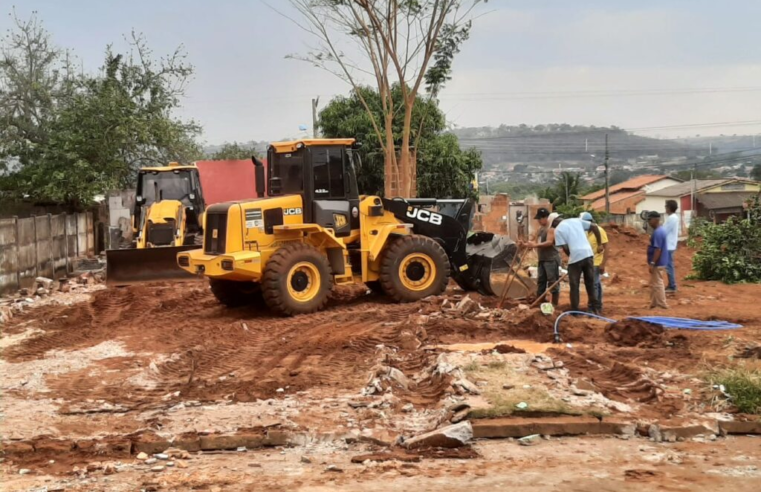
<box><xmin>311</xmin><ymin>97</ymin><xmax>320</xmax><ymax>138</ymax></box>
<box><xmin>604</xmin><ymin>133</ymin><xmax>610</xmax><ymax>216</ymax></box>
<box><xmin>691</xmin><ymin>162</ymin><xmax>697</xmax><ymax>213</ymax></box>
<box><xmin>585</xmin><ymin>138</ymin><xmax>588</xmax><ymax>152</ymax></box>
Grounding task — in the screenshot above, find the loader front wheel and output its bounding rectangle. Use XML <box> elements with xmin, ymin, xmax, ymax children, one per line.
<box><xmin>209</xmin><ymin>279</ymin><xmax>261</xmax><ymax>307</ymax></box>
<box><xmin>262</xmin><ymin>243</ymin><xmax>332</xmax><ymax>315</ymax></box>
<box><xmin>379</xmin><ymin>235</ymin><xmax>450</xmax><ymax>302</ymax></box>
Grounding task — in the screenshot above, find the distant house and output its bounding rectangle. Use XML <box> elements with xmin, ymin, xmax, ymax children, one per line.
<box><xmin>580</xmin><ymin>175</ymin><xmax>682</xmax><ymax>215</ymax></box>
<box><xmin>646</xmin><ymin>178</ymin><xmax>760</xmax><ymax>227</ymax></box>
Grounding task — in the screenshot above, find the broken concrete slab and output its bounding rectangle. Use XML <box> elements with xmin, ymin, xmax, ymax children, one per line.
<box><xmin>131</xmin><ymin>435</ymin><xmax>171</xmax><ymax>455</ymax></box>
<box><xmin>351</xmin><ymin>451</ymin><xmax>422</xmax><ymax>464</ymax></box>
<box><xmin>199</xmin><ymin>433</ymin><xmax>266</xmax><ymax>451</ymax></box>
<box><xmin>2</xmin><ymin>440</ymin><xmax>34</xmax><ymax>455</ymax></box>
<box><xmin>718</xmin><ymin>419</ymin><xmax>761</xmax><ymax>435</ymax></box>
<box><xmin>472</xmin><ymin>417</ymin><xmax>609</xmax><ymax>439</ymax></box>
<box><xmin>404</xmin><ymin>421</ymin><xmax>473</xmax><ymax>449</ymax></box>
<box><xmin>659</xmin><ymin>420</ymin><xmax>720</xmax><ymax>441</ymax></box>
<box><xmin>358</xmin><ymin>428</ymin><xmax>399</xmax><ymax>447</ymax></box>
<box><xmin>518</xmin><ymin>434</ymin><xmax>542</xmax><ymax>446</ymax></box>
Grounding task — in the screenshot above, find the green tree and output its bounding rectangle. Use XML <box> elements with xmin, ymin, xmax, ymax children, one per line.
<box><xmin>319</xmin><ymin>86</ymin><xmax>481</xmax><ymax>198</ymax></box>
<box><xmin>692</xmin><ymin>196</ymin><xmax>761</xmax><ymax>283</ymax></box>
<box><xmin>541</xmin><ymin>172</ymin><xmax>583</xmax><ymax>207</ymax></box>
<box><xmin>3</xmin><ymin>32</ymin><xmax>202</xmax><ymax>208</ymax></box>
<box><xmin>0</xmin><ymin>10</ymin><xmax>77</xmax><ymax>171</ymax></box>
<box><xmin>208</xmin><ymin>142</ymin><xmax>259</xmax><ymax>160</ymax></box>
<box><xmin>752</xmin><ymin>164</ymin><xmax>761</xmax><ymax>181</ymax></box>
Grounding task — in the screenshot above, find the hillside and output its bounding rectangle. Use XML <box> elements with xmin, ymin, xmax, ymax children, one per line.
<box><xmin>452</xmin><ymin>125</ymin><xmax>700</xmax><ymax>169</ymax></box>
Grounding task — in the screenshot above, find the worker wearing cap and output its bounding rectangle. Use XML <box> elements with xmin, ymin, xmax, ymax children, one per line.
<box><xmin>554</xmin><ymin>216</ymin><xmax>603</xmax><ymax>314</ymax></box>
<box><xmin>523</xmin><ymin>208</ymin><xmax>561</xmax><ymax>306</ymax></box>
<box><xmin>579</xmin><ymin>212</ymin><xmax>609</xmax><ymax>312</ymax></box>
<box><xmin>647</xmin><ymin>211</ymin><xmax>670</xmax><ymax>309</ymax></box>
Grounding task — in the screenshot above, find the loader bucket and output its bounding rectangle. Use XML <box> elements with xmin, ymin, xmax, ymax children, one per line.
<box><xmin>458</xmin><ymin>232</ymin><xmax>518</xmax><ymax>296</ymax></box>
<box><xmin>106</xmin><ymin>245</ymin><xmax>199</xmax><ymax>286</ymax></box>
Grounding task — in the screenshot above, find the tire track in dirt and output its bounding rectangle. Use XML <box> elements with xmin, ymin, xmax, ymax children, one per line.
<box><xmin>4</xmin><ymin>282</ymin><xmax>435</xmax><ymax>409</ymax></box>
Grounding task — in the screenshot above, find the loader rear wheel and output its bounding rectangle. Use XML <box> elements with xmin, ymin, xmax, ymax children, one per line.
<box><xmin>209</xmin><ymin>279</ymin><xmax>261</xmax><ymax>307</ymax></box>
<box><xmin>379</xmin><ymin>235</ymin><xmax>450</xmax><ymax>302</ymax></box>
<box><xmin>262</xmin><ymin>243</ymin><xmax>332</xmax><ymax>315</ymax></box>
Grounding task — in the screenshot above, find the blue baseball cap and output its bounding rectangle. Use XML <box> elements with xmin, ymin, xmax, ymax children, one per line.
<box><xmin>579</xmin><ymin>212</ymin><xmax>594</xmax><ymax>222</ymax></box>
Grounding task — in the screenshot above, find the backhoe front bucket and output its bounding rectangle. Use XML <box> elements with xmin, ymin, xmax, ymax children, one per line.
<box><xmin>106</xmin><ymin>245</ymin><xmax>199</xmax><ymax>286</ymax></box>
<box><xmin>457</xmin><ymin>232</ymin><xmax>518</xmax><ymax>296</ymax></box>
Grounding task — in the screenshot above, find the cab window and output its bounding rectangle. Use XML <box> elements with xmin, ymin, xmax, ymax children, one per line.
<box><xmin>272</xmin><ymin>152</ymin><xmax>304</xmax><ymax>194</ymax></box>
<box><xmin>313</xmin><ymin>147</ymin><xmax>345</xmax><ymax>198</ymax></box>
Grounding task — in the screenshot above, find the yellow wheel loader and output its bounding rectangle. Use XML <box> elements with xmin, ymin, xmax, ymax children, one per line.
<box><xmin>178</xmin><ymin>139</ymin><xmax>515</xmax><ymax>315</ymax></box>
<box><xmin>107</xmin><ymin>162</ymin><xmax>206</xmax><ymax>285</ymax></box>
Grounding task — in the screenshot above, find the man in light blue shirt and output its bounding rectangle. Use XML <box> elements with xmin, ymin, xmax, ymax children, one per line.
<box><xmin>554</xmin><ymin>217</ymin><xmax>603</xmax><ymax>314</ymax></box>
<box><xmin>663</xmin><ymin>200</ymin><xmax>680</xmax><ymax>293</ymax></box>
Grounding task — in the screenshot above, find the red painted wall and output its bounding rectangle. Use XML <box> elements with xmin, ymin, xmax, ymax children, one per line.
<box><xmin>195</xmin><ymin>159</ymin><xmax>266</xmax><ymax>206</ymax></box>
<box><xmin>680</xmin><ymin>194</ymin><xmax>692</xmax><ymax>212</ymax></box>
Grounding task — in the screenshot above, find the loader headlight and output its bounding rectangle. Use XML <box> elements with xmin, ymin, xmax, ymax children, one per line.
<box><xmin>221</xmin><ymin>259</ymin><xmax>234</xmax><ymax>271</ymax></box>
<box><xmin>178</xmin><ymin>256</ymin><xmax>190</xmax><ymax>267</ymax></box>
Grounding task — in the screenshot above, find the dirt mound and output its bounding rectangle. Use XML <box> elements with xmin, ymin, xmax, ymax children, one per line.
<box><xmin>424</xmin><ymin>310</ymin><xmax>557</xmax><ymax>345</ymax></box>
<box><xmin>491</xmin><ymin>344</ymin><xmax>527</xmax><ymax>354</ymax></box>
<box><xmin>604</xmin><ymin>319</ymin><xmax>664</xmax><ymax>347</ymax></box>
<box><xmin>604</xmin><ymin>222</ymin><xmax>647</xmax><ymax>241</ymax></box>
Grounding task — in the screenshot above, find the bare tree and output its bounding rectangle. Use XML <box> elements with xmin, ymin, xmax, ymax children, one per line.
<box><xmin>282</xmin><ymin>0</ymin><xmax>486</xmax><ymax>197</ymax></box>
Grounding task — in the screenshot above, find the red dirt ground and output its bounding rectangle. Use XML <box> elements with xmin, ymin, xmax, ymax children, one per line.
<box><xmin>2</xmin><ymin>223</ymin><xmax>760</xmax><ymax>427</ymax></box>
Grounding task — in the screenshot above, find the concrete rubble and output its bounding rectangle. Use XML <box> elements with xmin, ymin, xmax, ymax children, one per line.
<box><xmin>403</xmin><ymin>421</ymin><xmax>473</xmax><ymax>449</ymax></box>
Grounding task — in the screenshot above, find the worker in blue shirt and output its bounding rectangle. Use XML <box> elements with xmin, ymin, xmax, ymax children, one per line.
<box><xmin>647</xmin><ymin>211</ymin><xmax>670</xmax><ymax>309</ymax></box>
<box><xmin>554</xmin><ymin>217</ymin><xmax>603</xmax><ymax>314</ymax></box>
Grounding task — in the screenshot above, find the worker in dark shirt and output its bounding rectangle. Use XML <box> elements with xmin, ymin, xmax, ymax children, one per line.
<box><xmin>647</xmin><ymin>211</ymin><xmax>670</xmax><ymax>309</ymax></box>
<box><xmin>523</xmin><ymin>209</ymin><xmax>561</xmax><ymax>306</ymax></box>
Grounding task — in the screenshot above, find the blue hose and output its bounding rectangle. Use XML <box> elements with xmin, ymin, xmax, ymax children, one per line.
<box><xmin>552</xmin><ymin>311</ymin><xmax>742</xmax><ymax>343</ymax></box>
<box><xmin>553</xmin><ymin>311</ymin><xmax>616</xmax><ymax>343</ymax></box>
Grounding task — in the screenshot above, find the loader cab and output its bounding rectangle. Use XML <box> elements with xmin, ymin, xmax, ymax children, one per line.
<box><xmin>267</xmin><ymin>139</ymin><xmax>360</xmax><ymax>236</ymax></box>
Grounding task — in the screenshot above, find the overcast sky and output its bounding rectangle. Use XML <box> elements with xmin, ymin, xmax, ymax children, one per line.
<box><xmin>3</xmin><ymin>0</ymin><xmax>761</xmax><ymax>144</ymax></box>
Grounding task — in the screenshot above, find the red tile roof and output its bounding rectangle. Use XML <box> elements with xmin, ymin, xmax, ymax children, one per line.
<box><xmin>588</xmin><ymin>190</ymin><xmax>646</xmax><ymax>214</ymax></box>
<box><xmin>581</xmin><ymin>175</ymin><xmax>672</xmax><ymax>202</ymax></box>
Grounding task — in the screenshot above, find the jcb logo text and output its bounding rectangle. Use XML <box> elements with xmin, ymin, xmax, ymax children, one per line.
<box><xmin>406</xmin><ymin>208</ymin><xmax>442</xmax><ymax>225</ymax></box>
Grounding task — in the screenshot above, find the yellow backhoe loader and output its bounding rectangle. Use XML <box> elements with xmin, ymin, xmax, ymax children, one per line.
<box><xmin>178</xmin><ymin>139</ymin><xmax>515</xmax><ymax>315</ymax></box>
<box><xmin>107</xmin><ymin>162</ymin><xmax>205</xmax><ymax>285</ymax></box>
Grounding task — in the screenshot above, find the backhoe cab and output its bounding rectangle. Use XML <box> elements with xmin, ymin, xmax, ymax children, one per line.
<box><xmin>178</xmin><ymin>139</ymin><xmax>514</xmax><ymax>315</ymax></box>
<box><xmin>133</xmin><ymin>163</ymin><xmax>205</xmax><ymax>248</ymax></box>
<box><xmin>107</xmin><ymin>162</ymin><xmax>205</xmax><ymax>285</ymax></box>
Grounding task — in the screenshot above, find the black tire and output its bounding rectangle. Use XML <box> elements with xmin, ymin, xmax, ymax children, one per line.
<box><xmin>379</xmin><ymin>235</ymin><xmax>450</xmax><ymax>302</ymax></box>
<box><xmin>209</xmin><ymin>279</ymin><xmax>261</xmax><ymax>307</ymax></box>
<box><xmin>261</xmin><ymin>242</ymin><xmax>332</xmax><ymax>315</ymax></box>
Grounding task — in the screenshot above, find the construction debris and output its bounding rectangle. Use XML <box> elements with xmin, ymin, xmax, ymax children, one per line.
<box><xmin>403</xmin><ymin>421</ymin><xmax>473</xmax><ymax>449</ymax></box>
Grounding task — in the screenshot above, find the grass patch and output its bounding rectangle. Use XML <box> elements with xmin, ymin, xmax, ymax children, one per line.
<box><xmin>705</xmin><ymin>365</ymin><xmax>761</xmax><ymax>414</ymax></box>
<box><xmin>463</xmin><ymin>359</ymin><xmax>602</xmax><ymax>419</ymax></box>
<box><xmin>468</xmin><ymin>388</ymin><xmax>583</xmax><ymax>419</ymax></box>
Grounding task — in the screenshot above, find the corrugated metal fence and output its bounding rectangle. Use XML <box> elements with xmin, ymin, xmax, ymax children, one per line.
<box><xmin>0</xmin><ymin>212</ymin><xmax>94</xmax><ymax>295</ymax></box>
